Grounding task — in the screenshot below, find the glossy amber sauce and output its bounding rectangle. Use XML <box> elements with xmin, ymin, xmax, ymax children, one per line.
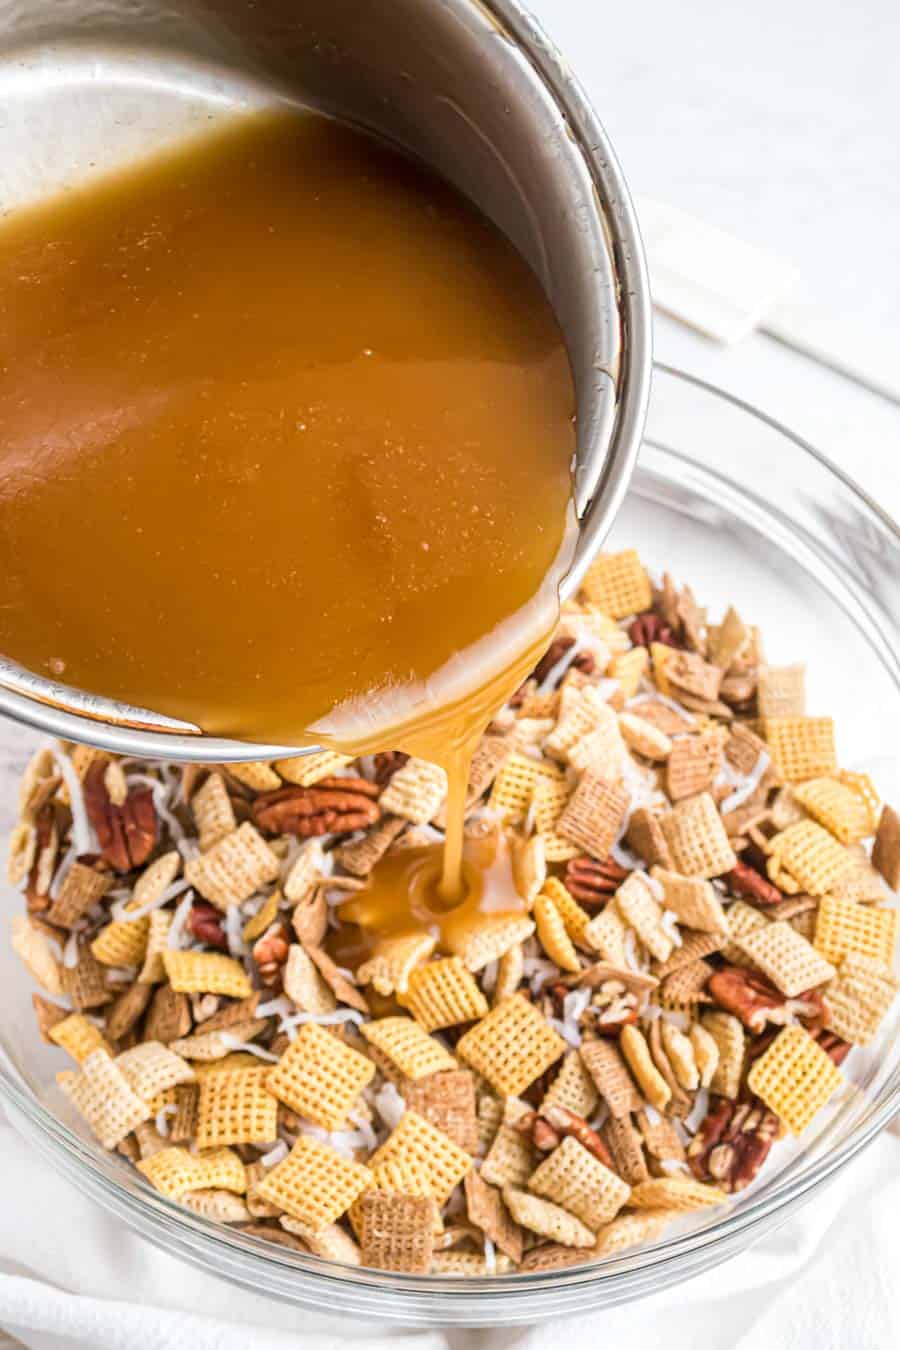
<box><xmin>0</xmin><ymin>110</ymin><xmax>575</xmax><ymax>903</ymax></box>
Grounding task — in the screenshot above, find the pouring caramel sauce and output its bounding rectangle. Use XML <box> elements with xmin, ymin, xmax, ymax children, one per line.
<box><xmin>0</xmin><ymin>109</ymin><xmax>576</xmax><ymax>912</ymax></box>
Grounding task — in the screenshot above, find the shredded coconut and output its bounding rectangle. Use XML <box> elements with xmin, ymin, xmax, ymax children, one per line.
<box><xmin>62</xmin><ymin>930</ymin><xmax>80</xmax><ymax>969</ymax></box>
<box><xmin>720</xmin><ymin>750</ymin><xmax>771</xmax><ymax>815</ymax></box>
<box><xmin>642</xmin><ymin>1103</ymin><xmax>662</xmax><ymax>1126</ymax></box>
<box><xmin>48</xmin><ymin>841</ymin><xmax>78</xmax><ymax>902</ymax></box>
<box><xmin>480</xmin><ymin>959</ymin><xmax>499</xmax><ymax>997</ymax></box>
<box><xmin>126</xmin><ymin>772</ymin><xmax>185</xmax><ymax>843</ymax></box>
<box><xmin>112</xmin><ymin>877</ymin><xmax>191</xmax><ymax>923</ymax></box>
<box><xmin>549</xmin><ymin>1015</ymin><xmax>581</xmax><ymax>1048</ymax></box>
<box><xmin>225</xmin><ymin>905</ymin><xmax>248</xmax><ymax>958</ymax></box>
<box><xmin>373</xmin><ymin>1081</ymin><xmax>406</xmax><ymax>1132</ymax></box>
<box><xmin>661</xmin><ymin>909</ymin><xmax>683</xmax><ymax>947</ymax></box>
<box><xmin>51</xmin><ymin>747</ymin><xmax>97</xmax><ymax>855</ymax></box>
<box><xmin>483</xmin><ymin>1235</ymin><xmax>497</xmax><ymax>1275</ymax></box>
<box><xmin>155</xmin><ymin>1104</ymin><xmax>176</xmax><ymax>1136</ymax></box>
<box><xmin>104</xmin><ymin>965</ymin><xmax>137</xmax><ymax>984</ymax></box>
<box><xmin>259</xmin><ymin>1140</ymin><xmax>289</xmax><ymax>1169</ymax></box>
<box><xmin>218</xmin><ymin>1033</ymin><xmax>280</xmax><ymax>1062</ymax></box>
<box><xmin>167</xmin><ymin>891</ymin><xmax>195</xmax><ymax>949</ymax></box>
<box><xmin>277</xmin><ymin>1008</ymin><xmax>366</xmax><ymax>1033</ymax></box>
<box><xmin>684</xmin><ymin>1086</ymin><xmax>710</xmax><ymax>1135</ymax></box>
<box><xmin>256</xmin><ymin>995</ymin><xmax>294</xmax><ymax>1019</ymax></box>
<box><xmin>536</xmin><ymin>637</ymin><xmax>584</xmax><ymax>695</ymax></box>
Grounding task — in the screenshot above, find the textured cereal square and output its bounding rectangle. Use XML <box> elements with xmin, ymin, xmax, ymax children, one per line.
<box><xmin>610</xmin><ymin>647</ymin><xmax>649</xmax><ymax>701</ymax></box>
<box><xmin>266</xmin><ymin>1022</ymin><xmax>375</xmax><ymax>1129</ymax></box>
<box><xmin>185</xmin><ymin>822</ymin><xmax>279</xmax><ymax>910</ymax></box>
<box><xmin>659</xmin><ymin>959</ymin><xmax>713</xmax><ymax>1009</ymax></box>
<box><xmin>557</xmin><ymin>772</ymin><xmax>629</xmax><ymax>860</ymax></box>
<box><xmin>539</xmin><ymin>1049</ymin><xmax>598</xmax><ymax>1120</ymax></box>
<box><xmin>767</xmin><ymin>821</ymin><xmax>853</xmax><ymax>896</ymax></box>
<box><xmin>814</xmin><ymin>896</ymin><xmax>899</xmax><ymax>968</ymax></box>
<box><xmin>115</xmin><ymin>1041</ymin><xmax>195</xmax><ymax>1100</ymax></box>
<box><xmin>626</xmin><ymin>808</ymin><xmax>674</xmax><ymax>870</ymax></box>
<box><xmin>721</xmin><ymin>899</ymin><xmax>770</xmax><ymax>966</ymax></box>
<box><xmin>274</xmin><ymin>751</ymin><xmax>353</xmax><ymax>787</ymax></box>
<box><xmin>545</xmin><ymin>687</ymin><xmax>619</xmax><ymax>763</ymax></box>
<box><xmin>614</xmin><ymin>872</ymin><xmax>673</xmax><ymax>962</ymax></box>
<box><xmin>619</xmin><ymin>1024</ymin><xmax>671</xmax><ymax>1112</ymax></box>
<box><xmin>489</xmin><ymin>753</ymin><xmax>564</xmax><ymax>825</ymax></box>
<box><xmin>132</xmin><ymin>851</ymin><xmax>181</xmax><ymax>908</ymax></box>
<box><xmin>196</xmin><ymin>1066</ymin><xmax>279</xmax><ymax>1149</ymax></box>
<box><xmin>402</xmin><ymin>1071</ymin><xmax>479</xmax><ymax>1154</ymax></box>
<box><xmin>399</xmin><ymin>958</ymin><xmax>488</xmax><ymax>1031</ymax></box>
<box><xmin>282</xmin><ymin>838</ymin><xmax>327</xmax><ymax>902</ymax></box>
<box><xmin>794</xmin><ymin>778</ymin><xmax>875</xmax><ymax>846</ymax></box>
<box><xmin>46</xmin><ymin>861</ymin><xmax>111</xmax><ymax>928</ymax></box>
<box><xmin>747</xmin><ymin>1025</ymin><xmax>843</xmax><ymax>1134</ymax></box>
<box><xmin>664</xmin><ymin>651</ymin><xmax>722</xmax><ymax>704</ymax></box>
<box><xmin>11</xmin><ymin>916</ymin><xmax>63</xmax><ymax>995</ymax></box>
<box><xmin>48</xmin><ymin>1013</ymin><xmax>112</xmax><ymax>1065</ymax></box>
<box><xmin>540</xmin><ymin>878</ymin><xmax>592</xmax><ymax>947</ymax></box>
<box><xmin>627</xmin><ymin>1177</ymin><xmax>725</xmax><ymax>1211</ymax></box>
<box><xmin>528</xmin><ymin>1135</ymin><xmax>630</xmax><ymax>1230</ymax></box>
<box><xmin>602</xmin><ymin>1113</ymin><xmax>649</xmax><ymax>1186</ymax></box>
<box><xmin>379</xmin><ymin>758</ymin><xmax>447</xmax><ymax>824</ymax></box>
<box><xmin>456</xmin><ymin>994</ymin><xmax>565</xmax><ymax>1098</ymax></box>
<box><xmin>62</xmin><ymin>942</ymin><xmax>114</xmax><ymax>1012</ymax></box>
<box><xmin>357</xmin><ymin>1191</ymin><xmax>437</xmax><ymax>1273</ymax></box>
<box><xmin>502</xmin><ymin>1186</ymin><xmax>595</xmax><ymax>1248</ymax></box>
<box><xmin>90</xmin><ymin>917</ymin><xmax>150</xmax><ymax>969</ymax></box>
<box><xmin>191</xmin><ymin>772</ymin><xmax>237</xmax><ymax>852</ymax></box>
<box><xmin>138</xmin><ymin>1145</ymin><xmax>247</xmax><ymax>1199</ymax></box>
<box><xmin>757</xmin><ymin>664</ymin><xmax>806</xmax><ymax>719</ymax></box>
<box><xmin>581</xmin><ymin>550</ymin><xmax>652</xmax><ymax>620</ymax></box>
<box><xmin>725</xmin><ymin>723</ymin><xmax>769</xmax><ymax>776</ymax></box>
<box><xmin>447</xmin><ymin>914</ymin><xmax>536</xmax><ymax>973</ymax></box>
<box><xmin>59</xmin><ymin>1049</ymin><xmax>151</xmax><ymax>1148</ymax></box>
<box><xmin>162</xmin><ymin>950</ymin><xmax>252</xmax><ymax>999</ymax></box>
<box><xmin>825</xmin><ymin>954</ymin><xmax>899</xmax><ymax>1045</ymax></box>
<box><xmin>369</xmin><ymin>1111</ymin><xmax>472</xmax><ymax>1204</ymax></box>
<box><xmin>736</xmin><ymin>921</ymin><xmax>835</xmax><ymax>996</ymax></box>
<box><xmin>651</xmin><ymin>867</ymin><xmax>727</xmax><ymax>933</ymax></box>
<box><xmin>356</xmin><ymin>933</ymin><xmax>435</xmax><ymax>998</ymax></box>
<box><xmin>764</xmin><ymin>716</ymin><xmax>836</xmax><ymax>782</ymax></box>
<box><xmin>224</xmin><ymin>760</ymin><xmax>282</xmax><ymax>792</ymax></box>
<box><xmin>666</xmin><ymin>732</ymin><xmax>722</xmax><ymax>802</ymax></box>
<box><xmin>480</xmin><ymin>1122</ymin><xmax>535</xmax><ymax>1188</ymax></box>
<box><xmin>181</xmin><ymin>1190</ymin><xmax>251</xmax><ymax>1224</ymax></box>
<box><xmin>361</xmin><ymin>1017</ymin><xmax>457</xmax><ymax>1080</ymax></box>
<box><xmin>256</xmin><ymin>1137</ymin><xmax>371</xmax><ymax>1229</ymax></box>
<box><xmin>464</xmin><ymin>1169</ymin><xmax>523</xmax><ymax>1264</ymax></box>
<box><xmin>583</xmin><ymin>904</ymin><xmax>630</xmax><ymax>965</ymax></box>
<box><xmin>660</xmin><ymin>793</ymin><xmax>736</xmax><ymax>879</ymax></box>
<box><xmin>138</xmin><ymin>910</ymin><xmax>172</xmax><ymax>984</ymax></box>
<box><xmin>281</xmin><ymin>944</ymin><xmax>335</xmax><ymax>1014</ymax></box>
<box><xmin>335</xmin><ymin>816</ymin><xmax>407</xmax><ymax>878</ymax></box>
<box><xmin>700</xmin><ymin>1011</ymin><xmax>745</xmax><ymax>1099</ymax></box>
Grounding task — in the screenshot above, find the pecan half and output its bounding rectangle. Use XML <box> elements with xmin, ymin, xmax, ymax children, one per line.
<box><xmin>811</xmin><ymin>1027</ymin><xmax>851</xmax><ymax>1066</ymax></box>
<box><xmin>724</xmin><ymin>860</ymin><xmax>783</xmax><ymax>907</ymax></box>
<box><xmin>252</xmin><ymin>923</ymin><xmax>292</xmax><ymax>987</ymax></box>
<box><xmin>252</xmin><ymin>781</ymin><xmax>381</xmax><ymax>837</ymax></box>
<box><xmin>708</xmin><ymin>965</ymin><xmax>825</xmax><ymax>1034</ymax></box>
<box><xmin>373</xmin><ymin>752</ymin><xmax>409</xmax><ymax>788</ymax></box>
<box><xmin>543</xmin><ymin>1105</ymin><xmax>615</xmax><ymax>1168</ymax></box>
<box><xmin>188</xmin><ymin>901</ymin><xmax>228</xmax><ymax>951</ymax></box>
<box><xmin>627</xmin><ymin>613</ymin><xmax>678</xmax><ymax>650</ymax></box>
<box><xmin>84</xmin><ymin>761</ymin><xmax>157</xmax><ymax>872</ymax></box>
<box><xmin>564</xmin><ymin>855</ymin><xmax>629</xmax><ymax>907</ymax></box>
<box><xmin>688</xmin><ymin>1096</ymin><xmax>779</xmax><ymax>1192</ymax></box>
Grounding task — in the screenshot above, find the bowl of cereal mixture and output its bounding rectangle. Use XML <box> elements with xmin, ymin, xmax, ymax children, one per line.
<box><xmin>2</xmin><ymin>368</ymin><xmax>898</xmax><ymax>1325</ymax></box>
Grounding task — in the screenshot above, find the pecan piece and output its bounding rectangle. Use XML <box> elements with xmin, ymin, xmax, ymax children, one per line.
<box><xmin>811</xmin><ymin>1027</ymin><xmax>851</xmax><ymax>1066</ymax></box>
<box><xmin>531</xmin><ymin>636</ymin><xmax>597</xmax><ymax>687</ymax></box>
<box><xmin>252</xmin><ymin>923</ymin><xmax>291</xmax><ymax>986</ymax></box>
<box><xmin>373</xmin><ymin>752</ymin><xmax>409</xmax><ymax>788</ymax></box>
<box><xmin>543</xmin><ymin>1105</ymin><xmax>615</xmax><ymax>1168</ymax></box>
<box><xmin>564</xmin><ymin>855</ymin><xmax>629</xmax><ymax>907</ymax></box>
<box><xmin>707</xmin><ymin>965</ymin><xmax>784</xmax><ymax>1032</ymax></box>
<box><xmin>252</xmin><ymin>782</ymin><xmax>381</xmax><ymax>837</ymax></box>
<box><xmin>188</xmin><ymin>901</ymin><xmax>228</xmax><ymax>951</ymax></box>
<box><xmin>84</xmin><ymin>761</ymin><xmax>157</xmax><ymax>872</ymax></box>
<box><xmin>724</xmin><ymin>861</ymin><xmax>783</xmax><ymax>907</ymax></box>
<box><xmin>688</xmin><ymin>1096</ymin><xmax>779</xmax><ymax>1192</ymax></box>
<box><xmin>627</xmin><ymin>613</ymin><xmax>678</xmax><ymax>650</ymax></box>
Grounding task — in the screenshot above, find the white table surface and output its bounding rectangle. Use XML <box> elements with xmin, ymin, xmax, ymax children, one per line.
<box><xmin>1</xmin><ymin>3</ymin><xmax>899</xmax><ymax>1345</ymax></box>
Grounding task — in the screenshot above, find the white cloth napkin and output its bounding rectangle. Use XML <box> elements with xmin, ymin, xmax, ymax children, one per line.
<box><xmin>0</xmin><ymin>1116</ymin><xmax>897</xmax><ymax>1350</ymax></box>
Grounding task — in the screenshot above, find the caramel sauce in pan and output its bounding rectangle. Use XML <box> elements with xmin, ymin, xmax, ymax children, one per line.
<box><xmin>0</xmin><ymin>110</ymin><xmax>576</xmax><ymax>904</ymax></box>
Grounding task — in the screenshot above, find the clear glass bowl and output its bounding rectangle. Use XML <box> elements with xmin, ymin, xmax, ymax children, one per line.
<box><xmin>1</xmin><ymin>365</ymin><xmax>898</xmax><ymax>1326</ymax></box>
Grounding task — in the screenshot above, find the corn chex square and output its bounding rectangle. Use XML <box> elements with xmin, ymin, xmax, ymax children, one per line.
<box><xmin>666</xmin><ymin>732</ymin><xmax>722</xmax><ymax>802</ymax></box>
<box><xmin>46</xmin><ymin>861</ymin><xmax>111</xmax><ymax>928</ymax></box>
<box><xmin>814</xmin><ymin>896</ymin><xmax>899</xmax><ymax>968</ymax></box>
<box><xmin>256</xmin><ymin>1137</ymin><xmax>372</xmax><ymax>1229</ymax></box>
<box><xmin>48</xmin><ymin>1014</ymin><xmax>112</xmax><ymax>1065</ymax></box>
<box><xmin>825</xmin><ymin>954</ymin><xmax>899</xmax><ymax>1045</ymax></box>
<box><xmin>768</xmin><ymin>820</ymin><xmax>853</xmax><ymax>896</ymax></box>
<box><xmin>456</xmin><ymin>993</ymin><xmax>565</xmax><ymax>1097</ymax></box>
<box><xmin>447</xmin><ymin>914</ymin><xmax>536</xmax><ymax>973</ymax></box>
<box><xmin>59</xmin><ymin>1049</ymin><xmax>151</xmax><ymax>1149</ymax></box>
<box><xmin>161</xmin><ymin>950</ymin><xmax>252</xmax><ymax>999</ymax></box>
<box><xmin>378</xmin><ymin>758</ymin><xmax>447</xmax><ymax>824</ymax></box>
<box><xmin>557</xmin><ymin>771</ymin><xmax>629</xmax><ymax>860</ymax></box>
<box><xmin>700</xmin><ymin>1011</ymin><xmax>745</xmax><ymax>1099</ymax></box>
<box><xmin>369</xmin><ymin>1110</ymin><xmax>472</xmax><ymax>1205</ymax></box>
<box><xmin>361</xmin><ymin>1017</ymin><xmax>457</xmax><ymax>1081</ymax></box>
<box><xmin>735</xmin><ymin>921</ymin><xmax>835</xmax><ymax>997</ymax></box>
<box><xmin>614</xmin><ymin>872</ymin><xmax>673</xmax><ymax>963</ymax></box>
<box><xmin>489</xmin><ymin>753</ymin><xmax>563</xmax><ymax>825</ymax></box>
<box><xmin>185</xmin><ymin>822</ymin><xmax>279</xmax><ymax>910</ymax></box>
<box><xmin>747</xmin><ymin>1025</ymin><xmax>843</xmax><ymax>1134</ymax></box>
<box><xmin>502</xmin><ymin>1186</ymin><xmax>595</xmax><ymax>1248</ymax></box>
<box><xmin>651</xmin><ymin>867</ymin><xmax>727</xmax><ymax>933</ymax></box>
<box><xmin>763</xmin><ymin>716</ymin><xmax>837</xmax><ymax>782</ymax></box>
<box><xmin>90</xmin><ymin>917</ymin><xmax>150</xmax><ymax>969</ymax></box>
<box><xmin>539</xmin><ymin>1049</ymin><xmax>598</xmax><ymax>1120</ymax></box>
<box><xmin>356</xmin><ymin>933</ymin><xmax>435</xmax><ymax>996</ymax></box>
<box><xmin>274</xmin><ymin>751</ymin><xmax>353</xmax><ymax>786</ymax></box>
<box><xmin>196</xmin><ymin>1066</ymin><xmax>279</xmax><ymax>1149</ymax></box>
<box><xmin>480</xmin><ymin>1122</ymin><xmax>535</xmax><ymax>1189</ymax></box>
<box><xmin>581</xmin><ymin>549</ymin><xmax>652</xmax><ymax>620</ymax></box>
<box><xmin>115</xmin><ymin>1042</ymin><xmax>195</xmax><ymax>1101</ymax></box>
<box><xmin>137</xmin><ymin>1145</ymin><xmax>246</xmax><ymax>1199</ymax></box>
<box><xmin>266</xmin><ymin>1022</ymin><xmax>375</xmax><ymax>1129</ymax></box>
<box><xmin>399</xmin><ymin>957</ymin><xmax>488</xmax><ymax>1030</ymax></box>
<box><xmin>191</xmin><ymin>772</ymin><xmax>236</xmax><ymax>852</ymax></box>
<box><xmin>528</xmin><ymin>1135</ymin><xmax>630</xmax><ymax>1230</ymax></box>
<box><xmin>583</xmin><ymin>904</ymin><xmax>630</xmax><ymax>965</ymax></box>
<box><xmin>794</xmin><ymin>778</ymin><xmax>875</xmax><ymax>846</ymax></box>
<box><xmin>627</xmin><ymin>1177</ymin><xmax>725</xmax><ymax>1211</ymax></box>
<box><xmin>660</xmin><ymin>793</ymin><xmax>736</xmax><ymax>879</ymax></box>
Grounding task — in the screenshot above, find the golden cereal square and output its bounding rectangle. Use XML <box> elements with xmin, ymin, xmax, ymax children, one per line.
<box><xmin>825</xmin><ymin>954</ymin><xmax>899</xmax><ymax>1045</ymax></box>
<box><xmin>651</xmin><ymin>867</ymin><xmax>727</xmax><ymax>934</ymax></box>
<box><xmin>627</xmin><ymin>1177</ymin><xmax>726</xmax><ymax>1211</ymax></box>
<box><xmin>48</xmin><ymin>1014</ymin><xmax>111</xmax><ymax>1065</ymax></box>
<box><xmin>402</xmin><ymin>1070</ymin><xmax>478</xmax><ymax>1154</ymax></box>
<box><xmin>489</xmin><ymin>753</ymin><xmax>563</xmax><ymax>825</ymax></box>
<box><xmin>660</xmin><ymin>793</ymin><xmax>736</xmax><ymax>879</ymax></box>
<box><xmin>581</xmin><ymin>550</ymin><xmax>652</xmax><ymax>620</ymax></box>
<box><xmin>368</xmin><ymin>1110</ymin><xmax>472</xmax><ymax>1205</ymax></box>
<box><xmin>793</xmin><ymin>778</ymin><xmax>875</xmax><ymax>846</ymax></box>
<box><xmin>502</xmin><ymin>1186</ymin><xmax>595</xmax><ymax>1248</ymax></box>
<box><xmin>161</xmin><ymin>950</ymin><xmax>252</xmax><ymax>999</ymax></box>
<box><xmin>814</xmin><ymin>896</ymin><xmax>899</xmax><ymax>967</ymax></box>
<box><xmin>768</xmin><ymin>820</ymin><xmax>853</xmax><ymax>896</ymax></box>
<box><xmin>700</xmin><ymin>1011</ymin><xmax>745</xmax><ymax>1099</ymax></box>
<box><xmin>360</xmin><ymin>1017</ymin><xmax>457</xmax><ymax>1080</ymax></box>
<box><xmin>138</xmin><ymin>1145</ymin><xmax>247</xmax><ymax>1199</ymax></box>
<box><xmin>59</xmin><ymin>1049</ymin><xmax>150</xmax><ymax>1149</ymax></box>
<box><xmin>185</xmin><ymin>822</ymin><xmax>279</xmax><ymax>910</ymax></box>
<box><xmin>196</xmin><ymin>1066</ymin><xmax>279</xmax><ymax>1149</ymax></box>
<box><xmin>225</xmin><ymin>760</ymin><xmax>282</xmax><ymax>791</ymax></box>
<box><xmin>614</xmin><ymin>873</ymin><xmax>673</xmax><ymax>963</ymax></box>
<box><xmin>528</xmin><ymin>1135</ymin><xmax>630</xmax><ymax>1230</ymax></box>
<box><xmin>273</xmin><ymin>751</ymin><xmax>352</xmax><ymax>787</ymax></box>
<box><xmin>356</xmin><ymin>934</ymin><xmax>435</xmax><ymax>996</ymax></box>
<box><xmin>90</xmin><ymin>917</ymin><xmax>150</xmax><ymax>969</ymax></box>
<box><xmin>746</xmin><ymin>1025</ymin><xmax>843</xmax><ymax>1135</ymax></box>
<box><xmin>265</xmin><ymin>1022</ymin><xmax>375</xmax><ymax>1129</ymax></box>
<box><xmin>456</xmin><ymin>993</ymin><xmax>565</xmax><ymax>1097</ymax></box>
<box><xmin>46</xmin><ymin>861</ymin><xmax>111</xmax><ymax>929</ymax></box>
<box><xmin>256</xmin><ymin>1137</ymin><xmax>371</xmax><ymax>1229</ymax></box>
<box><xmin>115</xmin><ymin>1041</ymin><xmax>195</xmax><ymax>1100</ymax></box>
<box><xmin>191</xmin><ymin>772</ymin><xmax>237</xmax><ymax>852</ymax></box>
<box><xmin>736</xmin><ymin>921</ymin><xmax>836</xmax><ymax>997</ymax></box>
<box><xmin>378</xmin><ymin>758</ymin><xmax>447</xmax><ymax>824</ymax></box>
<box><xmin>447</xmin><ymin>914</ymin><xmax>536</xmax><ymax>973</ymax></box>
<box><xmin>399</xmin><ymin>957</ymin><xmax>488</xmax><ymax>1030</ymax></box>
<box><xmin>763</xmin><ymin>716</ymin><xmax>837</xmax><ymax>782</ymax></box>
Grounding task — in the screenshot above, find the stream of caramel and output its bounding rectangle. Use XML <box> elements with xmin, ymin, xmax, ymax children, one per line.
<box><xmin>0</xmin><ymin>109</ymin><xmax>576</xmax><ymax>903</ymax></box>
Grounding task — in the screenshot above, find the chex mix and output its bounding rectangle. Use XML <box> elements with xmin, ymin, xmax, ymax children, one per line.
<box><xmin>8</xmin><ymin>551</ymin><xmax>899</xmax><ymax>1276</ymax></box>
